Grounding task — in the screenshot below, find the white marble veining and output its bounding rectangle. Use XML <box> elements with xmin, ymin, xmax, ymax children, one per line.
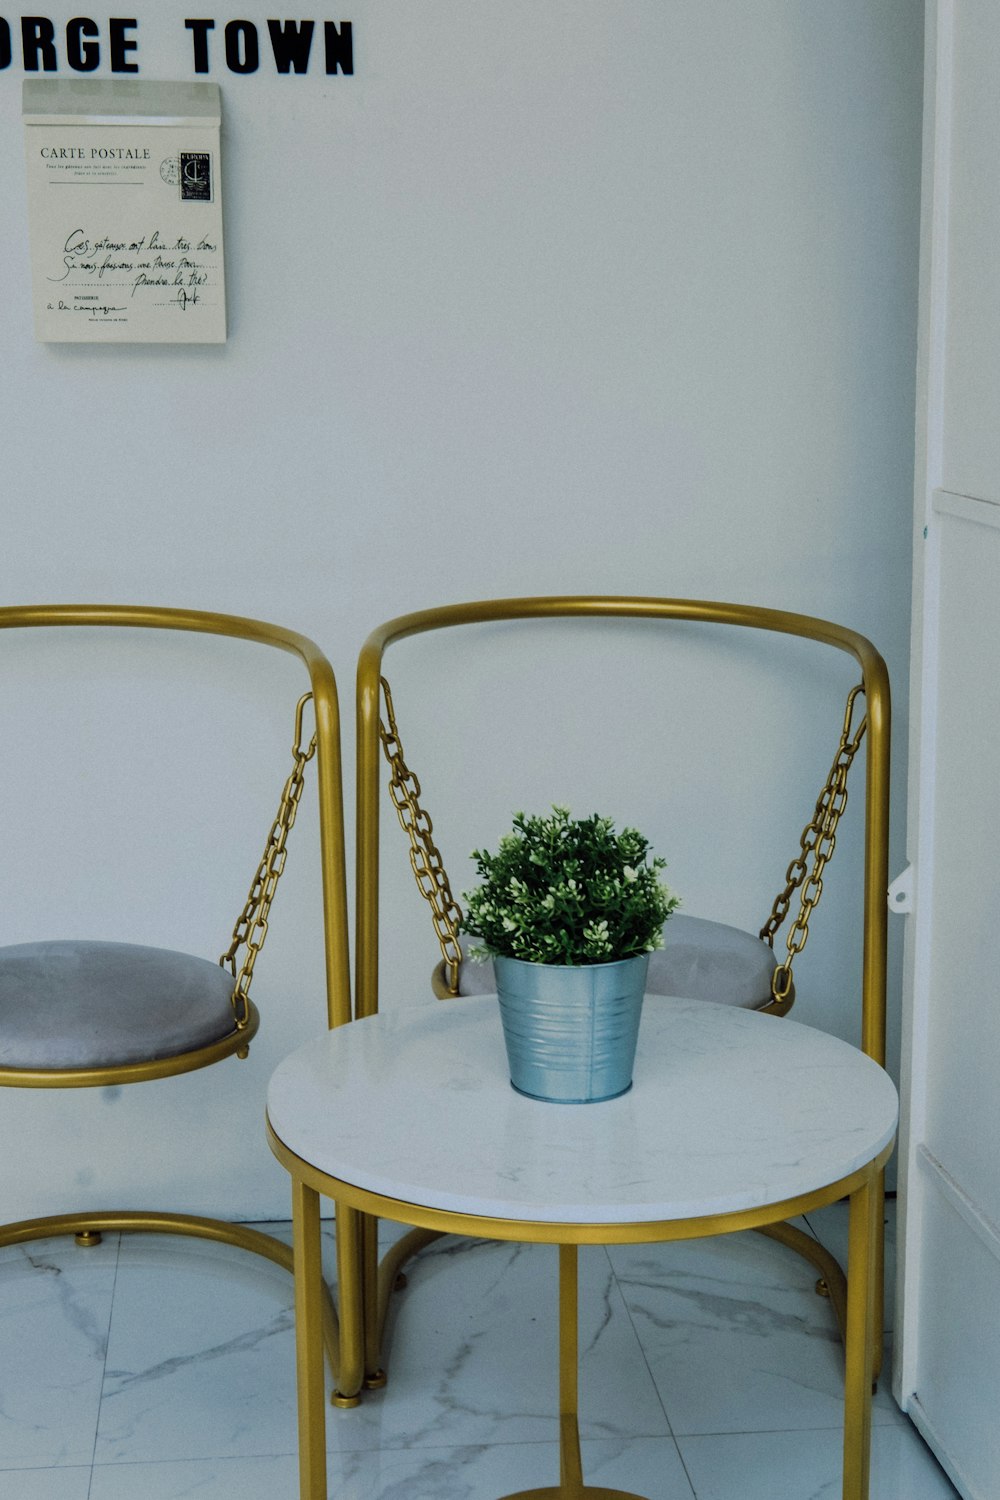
<box><xmin>0</xmin><ymin>1205</ymin><xmax>959</xmax><ymax>1499</ymax></box>
<box><xmin>608</xmin><ymin>1227</ymin><xmax>905</xmax><ymax>1437</ymax></box>
<box><xmin>319</xmin><ymin>1237</ymin><xmax>669</xmax><ymax>1454</ymax></box>
<box><xmin>93</xmin><ymin>1234</ymin><xmax>299</xmax><ymax>1464</ymax></box>
<box><xmin>0</xmin><ymin>1468</ymin><xmax>93</xmax><ymax>1499</ymax></box>
<box><xmin>267</xmin><ymin>996</ymin><xmax>899</xmax><ymax>1224</ymax></box>
<box><xmin>678</xmin><ymin>1424</ymin><xmax>959</xmax><ymax>1500</ymax></box>
<box><xmin>82</xmin><ymin>1438</ymin><xmax>696</xmax><ymax>1500</ymax></box>
<box><xmin>0</xmin><ymin>1233</ymin><xmax>118</xmax><ymax>1469</ymax></box>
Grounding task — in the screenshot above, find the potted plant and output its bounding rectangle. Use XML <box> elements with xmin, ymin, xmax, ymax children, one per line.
<box><xmin>462</xmin><ymin>806</ymin><xmax>679</xmax><ymax>1103</ymax></box>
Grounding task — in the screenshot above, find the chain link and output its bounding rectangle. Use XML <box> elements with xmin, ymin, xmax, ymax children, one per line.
<box><xmin>760</xmin><ymin>684</ymin><xmax>867</xmax><ymax>1002</ymax></box>
<box><xmin>378</xmin><ymin>677</ymin><xmax>465</xmax><ymax>994</ymax></box>
<box><xmin>220</xmin><ymin>693</ymin><xmax>317</xmax><ymax>1028</ymax></box>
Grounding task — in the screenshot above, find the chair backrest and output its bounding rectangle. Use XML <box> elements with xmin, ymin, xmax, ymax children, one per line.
<box><xmin>356</xmin><ymin>596</ymin><xmax>890</xmax><ymax>1063</ymax></box>
<box><xmin>0</xmin><ymin>604</ymin><xmax>352</xmax><ymax>1037</ymax></box>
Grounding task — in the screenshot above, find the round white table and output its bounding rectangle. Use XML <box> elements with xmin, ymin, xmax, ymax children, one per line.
<box><xmin>267</xmin><ymin>995</ymin><xmax>898</xmax><ymax>1500</ymax></box>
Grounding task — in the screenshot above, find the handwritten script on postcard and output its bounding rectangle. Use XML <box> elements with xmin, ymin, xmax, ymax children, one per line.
<box><xmin>25</xmin><ymin>125</ymin><xmax>226</xmax><ymax>343</ymax></box>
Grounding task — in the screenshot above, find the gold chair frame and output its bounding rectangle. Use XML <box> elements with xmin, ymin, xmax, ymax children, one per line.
<box><xmin>352</xmin><ymin>596</ymin><xmax>891</xmax><ymax>1397</ymax></box>
<box><xmin>0</xmin><ymin>603</ymin><xmax>362</xmax><ymax>1394</ymax></box>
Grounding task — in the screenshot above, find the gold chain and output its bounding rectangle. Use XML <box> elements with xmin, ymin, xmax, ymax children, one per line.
<box><xmin>378</xmin><ymin>674</ymin><xmax>865</xmax><ymax>1008</ymax></box>
<box><xmin>760</xmin><ymin>684</ymin><xmax>867</xmax><ymax>1003</ymax></box>
<box><xmin>378</xmin><ymin>676</ymin><xmax>464</xmax><ymax>994</ymax></box>
<box><xmin>220</xmin><ymin>693</ymin><xmax>317</xmax><ymax>1028</ymax></box>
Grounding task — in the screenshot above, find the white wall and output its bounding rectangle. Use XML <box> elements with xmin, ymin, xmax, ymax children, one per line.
<box><xmin>0</xmin><ymin>2</ymin><xmax>924</xmax><ymax>1218</ymax></box>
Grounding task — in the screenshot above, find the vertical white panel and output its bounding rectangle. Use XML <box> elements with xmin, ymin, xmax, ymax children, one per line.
<box><xmin>908</xmin><ymin>1148</ymin><xmax>1000</xmax><ymax>1500</ymax></box>
<box><xmin>924</xmin><ymin>513</ymin><xmax>1000</xmax><ymax>1216</ymax></box>
<box><xmin>897</xmin><ymin>4</ymin><xmax>1000</xmax><ymax>1493</ymax></box>
<box><xmin>941</xmin><ymin>2</ymin><xmax>1000</xmax><ymax>499</ymax></box>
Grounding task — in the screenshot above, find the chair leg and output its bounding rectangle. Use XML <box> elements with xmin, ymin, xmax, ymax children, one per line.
<box><xmin>291</xmin><ymin>1180</ymin><xmax>329</xmax><ymax>1500</ymax></box>
<box><xmin>359</xmin><ymin>1211</ymin><xmax>384</xmax><ymax>1389</ymax></box>
<box><xmin>331</xmin><ymin>1205</ymin><xmax>365</xmax><ymax>1407</ymax></box>
<box><xmin>0</xmin><ymin>1209</ymin><xmax>342</xmax><ymax>1382</ymax></box>
<box><xmin>353</xmin><ymin>1221</ymin><xmax>449</xmax><ymax>1388</ymax></box>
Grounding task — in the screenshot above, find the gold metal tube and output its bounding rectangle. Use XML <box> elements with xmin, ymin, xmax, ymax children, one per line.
<box><xmin>861</xmin><ymin>654</ymin><xmax>891</xmax><ymax>1069</ymax></box>
<box><xmin>842</xmin><ymin>1171</ymin><xmax>877</xmax><ymax>1500</ymax></box>
<box><xmin>355</xmin><ymin>647</ymin><xmax>384</xmax><ymax>1022</ymax></box>
<box><xmin>292</xmin><ymin>1178</ymin><xmax>328</xmax><ymax>1500</ymax></box>
<box><xmin>359</xmin><ymin>1213</ymin><xmax>381</xmax><ymax>1382</ymax></box>
<box><xmin>558</xmin><ymin>1244</ymin><xmax>585</xmax><ymax>1493</ymax></box>
<box><xmin>332</xmin><ymin>1205</ymin><xmax>366</xmax><ymax>1406</ymax></box>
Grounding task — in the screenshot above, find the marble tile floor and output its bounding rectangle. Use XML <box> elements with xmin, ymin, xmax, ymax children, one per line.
<box><xmin>0</xmin><ymin>1201</ymin><xmax>958</xmax><ymax>1499</ymax></box>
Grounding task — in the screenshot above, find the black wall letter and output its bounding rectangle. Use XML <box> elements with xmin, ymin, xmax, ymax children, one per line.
<box><xmin>21</xmin><ymin>17</ymin><xmax>58</xmax><ymax>71</ymax></box>
<box><xmin>185</xmin><ymin>19</ymin><xmax>215</xmax><ymax>73</ymax></box>
<box><xmin>324</xmin><ymin>20</ymin><xmax>352</xmax><ymax>75</ymax></box>
<box><xmin>0</xmin><ymin>19</ymin><xmax>11</xmax><ymax>70</ymax></box>
<box><xmin>67</xmin><ymin>17</ymin><xmax>101</xmax><ymax>72</ymax></box>
<box><xmin>225</xmin><ymin>20</ymin><xmax>259</xmax><ymax>73</ymax></box>
<box><xmin>109</xmin><ymin>17</ymin><xmax>138</xmax><ymax>72</ymax></box>
<box><xmin>266</xmin><ymin>18</ymin><xmax>314</xmax><ymax>73</ymax></box>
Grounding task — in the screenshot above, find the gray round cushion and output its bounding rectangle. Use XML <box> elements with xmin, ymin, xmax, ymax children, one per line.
<box><xmin>0</xmin><ymin>940</ymin><xmax>239</xmax><ymax>1071</ymax></box>
<box><xmin>454</xmin><ymin>914</ymin><xmax>777</xmax><ymax>1009</ymax></box>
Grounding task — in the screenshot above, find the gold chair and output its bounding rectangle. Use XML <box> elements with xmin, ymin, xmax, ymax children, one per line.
<box><xmin>0</xmin><ymin>604</ymin><xmax>365</xmax><ymax>1402</ymax></box>
<box><xmin>352</xmin><ymin>595</ymin><xmax>890</xmax><ymax>1397</ymax></box>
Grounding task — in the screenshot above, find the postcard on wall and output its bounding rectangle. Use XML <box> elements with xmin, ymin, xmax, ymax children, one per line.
<box><xmin>23</xmin><ymin>80</ymin><xmax>226</xmax><ymax>344</ymax></box>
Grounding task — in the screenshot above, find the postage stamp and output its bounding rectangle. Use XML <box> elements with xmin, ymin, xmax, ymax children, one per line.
<box><xmin>179</xmin><ymin>152</ymin><xmax>212</xmax><ymax>202</ymax></box>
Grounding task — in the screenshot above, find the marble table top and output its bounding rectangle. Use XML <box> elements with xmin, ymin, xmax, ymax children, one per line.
<box><xmin>266</xmin><ymin>996</ymin><xmax>898</xmax><ymax>1227</ymax></box>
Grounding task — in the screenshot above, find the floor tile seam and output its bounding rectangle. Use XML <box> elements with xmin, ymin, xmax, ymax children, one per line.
<box><xmin>0</xmin><ymin>1461</ymin><xmax>93</xmax><ymax>1475</ymax></box>
<box><xmin>85</xmin><ymin>1434</ymin><xmax>707</xmax><ymax>1458</ymax></box>
<box><xmin>321</xmin><ymin>1429</ymin><xmax>683</xmax><ymax>1458</ymax></box>
<box><xmin>672</xmin><ymin>1450</ymin><xmax>699</xmax><ymax>1499</ymax></box>
<box><xmin>604</xmin><ymin>1245</ymin><xmax>682</xmax><ymax>1445</ymax></box>
<box><xmin>673</xmin><ymin>1420</ymin><xmax>867</xmax><ymax>1441</ymax></box>
<box><xmin>87</xmin><ymin>1450</ymin><xmax>299</xmax><ymax>1470</ymax></box>
<box><xmin>319</xmin><ymin>1428</ymin><xmax>684</xmax><ymax>1458</ymax></box>
<box><xmin>656</xmin><ymin>1398</ymin><xmax>908</xmax><ymax>1439</ymax></box>
<box><xmin>90</xmin><ymin>1230</ymin><xmax>124</xmax><ymax>1490</ymax></box>
<box><xmin>85</xmin><ymin>1435</ymin><xmax>684</xmax><ymax>1467</ymax></box>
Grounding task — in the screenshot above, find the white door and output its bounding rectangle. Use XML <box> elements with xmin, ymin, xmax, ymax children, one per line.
<box><xmin>895</xmin><ymin>5</ymin><xmax>1000</xmax><ymax>1498</ymax></box>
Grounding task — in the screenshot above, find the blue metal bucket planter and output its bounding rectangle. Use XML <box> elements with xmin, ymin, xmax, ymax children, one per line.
<box><xmin>493</xmin><ymin>952</ymin><xmax>649</xmax><ymax>1103</ymax></box>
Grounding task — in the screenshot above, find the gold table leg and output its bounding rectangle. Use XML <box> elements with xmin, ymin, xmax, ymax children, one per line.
<box><xmin>292</xmin><ymin>1178</ymin><xmax>328</xmax><ymax>1500</ymax></box>
<box><xmin>293</xmin><ymin>1196</ymin><xmax>879</xmax><ymax>1500</ymax></box>
<box><xmin>842</xmin><ymin>1172</ymin><xmax>877</xmax><ymax>1500</ymax></box>
<box><xmin>500</xmin><ymin>1245</ymin><xmax>646</xmax><ymax>1500</ymax></box>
